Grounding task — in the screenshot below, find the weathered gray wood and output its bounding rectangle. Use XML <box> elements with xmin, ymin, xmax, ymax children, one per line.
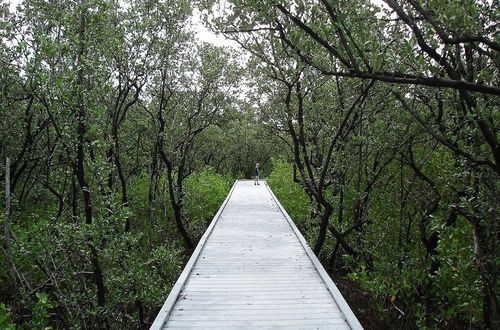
<box><xmin>172</xmin><ymin>303</ymin><xmax>339</xmax><ymax>310</ymax></box>
<box><xmin>169</xmin><ymin>311</ymin><xmax>345</xmax><ymax>320</ymax></box>
<box><xmin>151</xmin><ymin>180</ymin><xmax>363</xmax><ymax>330</ymax></box>
<box><xmin>171</xmin><ymin>307</ymin><xmax>340</xmax><ymax>314</ymax></box>
<box><xmin>173</xmin><ymin>298</ymin><xmax>337</xmax><ymax>307</ymax></box>
<box><xmin>3</xmin><ymin>157</ymin><xmax>17</xmax><ymax>286</ymax></box>
<box><xmin>164</xmin><ymin>325</ymin><xmax>351</xmax><ymax>330</ymax></box>
<box><xmin>166</xmin><ymin>319</ymin><xmax>348</xmax><ymax>326</ymax></box>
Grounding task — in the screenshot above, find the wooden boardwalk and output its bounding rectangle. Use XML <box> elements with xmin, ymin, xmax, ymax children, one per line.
<box><xmin>151</xmin><ymin>180</ymin><xmax>363</xmax><ymax>330</ymax></box>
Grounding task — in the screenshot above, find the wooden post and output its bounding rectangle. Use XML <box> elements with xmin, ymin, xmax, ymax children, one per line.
<box><xmin>5</xmin><ymin>157</ymin><xmax>10</xmax><ymax>221</ymax></box>
<box><xmin>4</xmin><ymin>157</ymin><xmax>16</xmax><ymax>284</ymax></box>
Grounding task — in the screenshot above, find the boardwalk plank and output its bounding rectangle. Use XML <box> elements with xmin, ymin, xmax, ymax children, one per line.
<box><xmin>171</xmin><ymin>307</ymin><xmax>340</xmax><ymax>314</ymax></box>
<box><xmin>173</xmin><ymin>298</ymin><xmax>337</xmax><ymax>307</ymax></box>
<box><xmin>168</xmin><ymin>312</ymin><xmax>345</xmax><ymax>321</ymax></box>
<box><xmin>164</xmin><ymin>326</ymin><xmax>350</xmax><ymax>330</ymax></box>
<box><xmin>166</xmin><ymin>319</ymin><xmax>348</xmax><ymax>326</ymax></box>
<box><xmin>172</xmin><ymin>303</ymin><xmax>339</xmax><ymax>311</ymax></box>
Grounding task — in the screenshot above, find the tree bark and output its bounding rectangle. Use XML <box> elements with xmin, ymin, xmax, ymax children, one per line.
<box><xmin>467</xmin><ymin>214</ymin><xmax>500</xmax><ymax>328</ymax></box>
<box><xmin>164</xmin><ymin>159</ymin><xmax>193</xmax><ymax>250</ymax></box>
<box><xmin>313</xmin><ymin>203</ymin><xmax>333</xmax><ymax>256</ymax></box>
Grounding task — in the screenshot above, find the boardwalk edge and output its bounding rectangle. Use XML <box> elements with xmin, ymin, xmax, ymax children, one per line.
<box><xmin>264</xmin><ymin>181</ymin><xmax>364</xmax><ymax>330</ymax></box>
<box><xmin>150</xmin><ymin>180</ymin><xmax>239</xmax><ymax>330</ymax></box>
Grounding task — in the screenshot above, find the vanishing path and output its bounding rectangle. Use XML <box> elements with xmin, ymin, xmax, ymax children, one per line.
<box><xmin>151</xmin><ymin>180</ymin><xmax>363</xmax><ymax>330</ymax></box>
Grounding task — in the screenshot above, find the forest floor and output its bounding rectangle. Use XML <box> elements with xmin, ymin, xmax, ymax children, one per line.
<box><xmin>330</xmin><ymin>270</ymin><xmax>416</xmax><ymax>330</ymax></box>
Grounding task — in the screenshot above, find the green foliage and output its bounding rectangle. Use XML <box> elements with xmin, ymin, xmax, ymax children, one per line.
<box><xmin>7</xmin><ymin>203</ymin><xmax>184</xmax><ymax>328</ymax></box>
<box><xmin>0</xmin><ymin>303</ymin><xmax>16</xmax><ymax>330</ymax></box>
<box><xmin>267</xmin><ymin>158</ymin><xmax>312</xmax><ymax>240</ymax></box>
<box><xmin>193</xmin><ymin>112</ymin><xmax>282</xmax><ymax>179</ymax></box>
<box><xmin>0</xmin><ymin>167</ymin><xmax>229</xmax><ymax>328</ymax></box>
<box><xmin>127</xmin><ymin>173</ymin><xmax>150</xmax><ymax>214</ymax></box>
<box><xmin>30</xmin><ymin>293</ymin><xmax>54</xmax><ymax>329</ymax></box>
<box><xmin>184</xmin><ymin>167</ymin><xmax>232</xmax><ymax>238</ymax></box>
<box><xmin>433</xmin><ymin>217</ymin><xmax>482</xmax><ymax>322</ymax></box>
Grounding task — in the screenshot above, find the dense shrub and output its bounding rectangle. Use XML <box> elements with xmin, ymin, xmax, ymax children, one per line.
<box><xmin>0</xmin><ymin>167</ymin><xmax>232</xmax><ymax>329</ymax></box>
<box><xmin>268</xmin><ymin>156</ymin><xmax>485</xmax><ymax>328</ymax></box>
<box><xmin>267</xmin><ymin>158</ymin><xmax>313</xmax><ymax>244</ymax></box>
<box><xmin>184</xmin><ymin>167</ymin><xmax>232</xmax><ymax>239</ymax></box>
<box><xmin>4</xmin><ymin>205</ymin><xmax>183</xmax><ymax>328</ymax></box>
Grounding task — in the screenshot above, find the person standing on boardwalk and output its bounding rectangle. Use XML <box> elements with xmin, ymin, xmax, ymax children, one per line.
<box><xmin>254</xmin><ymin>162</ymin><xmax>260</xmax><ymax>185</ymax></box>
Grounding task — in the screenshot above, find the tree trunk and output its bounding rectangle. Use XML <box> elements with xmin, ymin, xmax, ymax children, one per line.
<box><xmin>165</xmin><ymin>163</ymin><xmax>193</xmax><ymax>249</ymax></box>
<box><xmin>469</xmin><ymin>217</ymin><xmax>500</xmax><ymax>328</ymax></box>
<box><xmin>313</xmin><ymin>203</ymin><xmax>333</xmax><ymax>256</ymax></box>
<box><xmin>71</xmin><ymin>173</ymin><xmax>78</xmax><ymax>222</ymax></box>
<box><xmin>147</xmin><ymin>148</ymin><xmax>159</xmax><ymax>246</ymax></box>
<box><xmin>114</xmin><ymin>147</ymin><xmax>129</xmax><ymax>231</ymax></box>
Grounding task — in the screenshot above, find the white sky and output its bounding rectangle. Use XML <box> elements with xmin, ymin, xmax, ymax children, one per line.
<box><xmin>191</xmin><ymin>8</ymin><xmax>240</xmax><ymax>49</ymax></box>
<box><xmin>6</xmin><ymin>0</ymin><xmax>21</xmax><ymax>12</ymax></box>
